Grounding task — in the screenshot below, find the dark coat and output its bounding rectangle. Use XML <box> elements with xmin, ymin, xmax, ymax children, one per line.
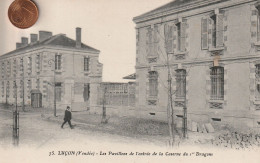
<box><xmin>64</xmin><ymin>110</ymin><xmax>72</xmax><ymax>121</ymax></box>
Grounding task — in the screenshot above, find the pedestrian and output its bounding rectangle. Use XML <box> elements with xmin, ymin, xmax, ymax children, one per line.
<box><xmin>61</xmin><ymin>106</ymin><xmax>74</xmax><ymax>129</ymax></box>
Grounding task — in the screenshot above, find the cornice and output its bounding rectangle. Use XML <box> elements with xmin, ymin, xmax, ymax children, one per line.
<box><xmin>0</xmin><ymin>45</ymin><xmax>100</xmax><ymax>60</ymax></box>
<box><xmin>135</xmin><ymin>54</ymin><xmax>260</xmax><ymax>69</ymax></box>
<box><xmin>134</xmin><ymin>0</ymin><xmax>256</xmax><ymax>26</ymax></box>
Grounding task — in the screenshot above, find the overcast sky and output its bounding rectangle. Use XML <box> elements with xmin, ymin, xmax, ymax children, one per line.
<box><xmin>0</xmin><ymin>0</ymin><xmax>171</xmax><ymax>82</ymax></box>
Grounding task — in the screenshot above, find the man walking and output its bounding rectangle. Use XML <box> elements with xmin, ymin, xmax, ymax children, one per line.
<box><xmin>61</xmin><ymin>106</ymin><xmax>74</xmax><ymax>129</ymax></box>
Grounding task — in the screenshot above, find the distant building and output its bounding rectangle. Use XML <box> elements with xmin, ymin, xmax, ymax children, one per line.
<box><xmin>0</xmin><ymin>28</ymin><xmax>103</xmax><ymax>110</ymax></box>
<box><xmin>133</xmin><ymin>0</ymin><xmax>260</xmax><ymax>129</ymax></box>
<box><xmin>98</xmin><ymin>82</ymin><xmax>135</xmax><ymax>107</ymax></box>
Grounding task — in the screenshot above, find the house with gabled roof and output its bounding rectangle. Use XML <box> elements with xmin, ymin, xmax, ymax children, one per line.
<box><xmin>0</xmin><ymin>28</ymin><xmax>103</xmax><ymax>111</ymax></box>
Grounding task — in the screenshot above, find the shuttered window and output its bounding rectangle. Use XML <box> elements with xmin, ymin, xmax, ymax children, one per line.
<box><xmin>7</xmin><ymin>81</ymin><xmax>9</xmax><ymax>98</ymax></box>
<box><xmin>27</xmin><ymin>80</ymin><xmax>31</xmax><ymax>98</ymax></box>
<box><xmin>177</xmin><ymin>23</ymin><xmax>181</xmax><ymax>51</ymax></box>
<box><xmin>211</xmin><ymin>15</ymin><xmax>217</xmax><ymax>47</ymax></box>
<box><xmin>146</xmin><ymin>27</ymin><xmax>154</xmax><ymax>56</ymax></box>
<box><xmin>201</xmin><ymin>18</ymin><xmax>208</xmax><ymax>49</ymax></box>
<box><xmin>216</xmin><ymin>14</ymin><xmax>224</xmax><ymax>47</ymax></box>
<box><xmin>1</xmin><ymin>81</ymin><xmax>4</xmax><ymax>97</ymax></box>
<box><xmin>148</xmin><ymin>71</ymin><xmax>158</xmax><ymax>97</ymax></box>
<box><xmin>256</xmin><ymin>64</ymin><xmax>260</xmax><ymax>100</ymax></box>
<box><xmin>256</xmin><ymin>6</ymin><xmax>260</xmax><ymax>41</ymax></box>
<box><xmin>28</xmin><ymin>57</ymin><xmax>32</xmax><ymax>74</ymax></box>
<box><xmin>210</xmin><ymin>14</ymin><xmax>224</xmax><ymax>48</ymax></box>
<box><xmin>146</xmin><ymin>25</ymin><xmax>159</xmax><ymax>57</ymax></box>
<box><xmin>20</xmin><ymin>80</ymin><xmax>23</xmax><ymax>98</ymax></box>
<box><xmin>176</xmin><ymin>69</ymin><xmax>186</xmax><ymax>99</ymax></box>
<box><xmin>180</xmin><ymin>22</ymin><xmax>186</xmax><ymax>52</ymax></box>
<box><xmin>36</xmin><ymin>54</ymin><xmax>40</xmax><ymax>71</ymax></box>
<box><xmin>175</xmin><ymin>22</ymin><xmax>186</xmax><ymax>52</ymax></box>
<box><xmin>164</xmin><ymin>24</ymin><xmax>174</xmax><ymax>53</ymax></box>
<box><xmin>210</xmin><ymin>67</ymin><xmax>224</xmax><ymax>100</ymax></box>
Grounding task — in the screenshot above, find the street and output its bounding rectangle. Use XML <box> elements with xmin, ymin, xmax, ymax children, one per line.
<box><xmin>1</xmin><ymin>107</ymin><xmax>260</xmax><ymax>163</ymax></box>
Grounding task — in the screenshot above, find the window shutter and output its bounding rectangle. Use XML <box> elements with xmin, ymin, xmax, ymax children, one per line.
<box><xmin>208</xmin><ymin>18</ymin><xmax>212</xmax><ymax>47</ymax></box>
<box><xmin>256</xmin><ymin>10</ymin><xmax>260</xmax><ymax>41</ymax></box>
<box><xmin>216</xmin><ymin>14</ymin><xmax>224</xmax><ymax>47</ymax></box>
<box><xmin>180</xmin><ymin>22</ymin><xmax>186</xmax><ymax>52</ymax></box>
<box><xmin>146</xmin><ymin>28</ymin><xmax>153</xmax><ymax>56</ymax></box>
<box><xmin>201</xmin><ymin>18</ymin><xmax>208</xmax><ymax>49</ymax></box>
<box><xmin>164</xmin><ymin>24</ymin><xmax>174</xmax><ymax>53</ymax></box>
<box><xmin>153</xmin><ymin>26</ymin><xmax>159</xmax><ymax>56</ymax></box>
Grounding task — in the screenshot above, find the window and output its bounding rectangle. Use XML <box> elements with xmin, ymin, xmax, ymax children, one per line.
<box><xmin>28</xmin><ymin>57</ymin><xmax>32</xmax><ymax>74</ymax></box>
<box><xmin>177</xmin><ymin>23</ymin><xmax>181</xmax><ymax>51</ymax></box>
<box><xmin>148</xmin><ymin>71</ymin><xmax>158</xmax><ymax>97</ymax></box>
<box><xmin>210</xmin><ymin>66</ymin><xmax>224</xmax><ymax>100</ymax></box>
<box><xmin>164</xmin><ymin>24</ymin><xmax>174</xmax><ymax>53</ymax></box>
<box><xmin>27</xmin><ymin>80</ymin><xmax>31</xmax><ymax>98</ymax></box>
<box><xmin>83</xmin><ymin>83</ymin><xmax>90</xmax><ymax>102</ymax></box>
<box><xmin>13</xmin><ymin>81</ymin><xmax>16</xmax><ymax>98</ymax></box>
<box><xmin>256</xmin><ymin>6</ymin><xmax>260</xmax><ymax>41</ymax></box>
<box><xmin>202</xmin><ymin>12</ymin><xmax>224</xmax><ymax>49</ymax></box>
<box><xmin>176</xmin><ymin>21</ymin><xmax>186</xmax><ymax>52</ymax></box>
<box><xmin>256</xmin><ymin>64</ymin><xmax>260</xmax><ymax>100</ymax></box>
<box><xmin>84</xmin><ymin>57</ymin><xmax>90</xmax><ymax>71</ymax></box>
<box><xmin>210</xmin><ymin>13</ymin><xmax>224</xmax><ymax>48</ymax></box>
<box><xmin>20</xmin><ymin>80</ymin><xmax>23</xmax><ymax>98</ymax></box>
<box><xmin>6</xmin><ymin>81</ymin><xmax>10</xmax><ymax>98</ymax></box>
<box><xmin>55</xmin><ymin>82</ymin><xmax>62</xmax><ymax>102</ymax></box>
<box><xmin>1</xmin><ymin>62</ymin><xmax>4</xmax><ymax>78</ymax></box>
<box><xmin>1</xmin><ymin>81</ymin><xmax>4</xmax><ymax>97</ymax></box>
<box><xmin>7</xmin><ymin>61</ymin><xmax>11</xmax><ymax>77</ymax></box>
<box><xmin>211</xmin><ymin>15</ymin><xmax>217</xmax><ymax>48</ymax></box>
<box><xmin>20</xmin><ymin>58</ymin><xmax>24</xmax><ymax>73</ymax></box>
<box><xmin>201</xmin><ymin>18</ymin><xmax>208</xmax><ymax>49</ymax></box>
<box><xmin>146</xmin><ymin>25</ymin><xmax>159</xmax><ymax>57</ymax></box>
<box><xmin>55</xmin><ymin>54</ymin><xmax>61</xmax><ymax>70</ymax></box>
<box><xmin>36</xmin><ymin>54</ymin><xmax>40</xmax><ymax>72</ymax></box>
<box><xmin>175</xmin><ymin>69</ymin><xmax>186</xmax><ymax>99</ymax></box>
<box><xmin>13</xmin><ymin>59</ymin><xmax>17</xmax><ymax>77</ymax></box>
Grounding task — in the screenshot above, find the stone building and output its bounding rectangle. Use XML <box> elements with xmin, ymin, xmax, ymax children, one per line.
<box><xmin>97</xmin><ymin>82</ymin><xmax>136</xmax><ymax>107</ymax></box>
<box><xmin>0</xmin><ymin>28</ymin><xmax>103</xmax><ymax>110</ymax></box>
<box><xmin>133</xmin><ymin>0</ymin><xmax>260</xmax><ymax>129</ymax></box>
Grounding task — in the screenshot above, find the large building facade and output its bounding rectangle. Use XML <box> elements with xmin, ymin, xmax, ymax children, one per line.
<box><xmin>0</xmin><ymin>28</ymin><xmax>103</xmax><ymax>110</ymax></box>
<box><xmin>133</xmin><ymin>0</ymin><xmax>260</xmax><ymax>129</ymax></box>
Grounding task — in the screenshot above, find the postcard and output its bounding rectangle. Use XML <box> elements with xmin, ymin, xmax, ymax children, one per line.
<box><xmin>0</xmin><ymin>0</ymin><xmax>260</xmax><ymax>162</ymax></box>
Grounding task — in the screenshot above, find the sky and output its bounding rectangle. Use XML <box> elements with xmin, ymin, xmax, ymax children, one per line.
<box><xmin>0</xmin><ymin>0</ymin><xmax>171</xmax><ymax>82</ymax></box>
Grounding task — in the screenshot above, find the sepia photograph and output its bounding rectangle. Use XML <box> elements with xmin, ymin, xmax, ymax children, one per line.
<box><xmin>0</xmin><ymin>0</ymin><xmax>260</xmax><ymax>162</ymax></box>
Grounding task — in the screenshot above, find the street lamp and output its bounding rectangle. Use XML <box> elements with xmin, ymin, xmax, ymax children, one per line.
<box><xmin>48</xmin><ymin>59</ymin><xmax>57</xmax><ymax>117</ymax></box>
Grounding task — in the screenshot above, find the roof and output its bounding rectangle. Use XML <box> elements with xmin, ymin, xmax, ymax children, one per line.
<box><xmin>123</xmin><ymin>73</ymin><xmax>136</xmax><ymax>80</ymax></box>
<box><xmin>1</xmin><ymin>34</ymin><xmax>100</xmax><ymax>58</ymax></box>
<box><xmin>133</xmin><ymin>0</ymin><xmax>228</xmax><ymax>22</ymax></box>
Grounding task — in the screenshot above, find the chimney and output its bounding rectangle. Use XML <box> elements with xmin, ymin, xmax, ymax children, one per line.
<box><xmin>30</xmin><ymin>34</ymin><xmax>38</xmax><ymax>43</ymax></box>
<box><xmin>76</xmin><ymin>27</ymin><xmax>81</xmax><ymax>48</ymax></box>
<box><xmin>16</xmin><ymin>43</ymin><xmax>22</xmax><ymax>49</ymax></box>
<box><xmin>21</xmin><ymin>37</ymin><xmax>28</xmax><ymax>46</ymax></box>
<box><xmin>39</xmin><ymin>31</ymin><xmax>53</xmax><ymax>41</ymax></box>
